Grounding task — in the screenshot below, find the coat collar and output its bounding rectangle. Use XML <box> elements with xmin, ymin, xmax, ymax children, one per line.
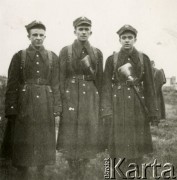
<box><xmin>26</xmin><ymin>45</ymin><xmax>47</xmax><ymax>61</ymax></box>
<box><xmin>72</xmin><ymin>39</ymin><xmax>91</xmax><ymax>57</ymax></box>
<box><xmin>118</xmin><ymin>47</ymin><xmax>140</xmax><ymax>64</ymax></box>
<box><xmin>72</xmin><ymin>39</ymin><xmax>97</xmax><ymax>62</ymax></box>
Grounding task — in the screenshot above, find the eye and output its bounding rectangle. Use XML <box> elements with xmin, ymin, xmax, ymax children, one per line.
<box><xmin>32</xmin><ymin>33</ymin><xmax>38</xmax><ymax>37</ymax></box>
<box><xmin>121</xmin><ymin>36</ymin><xmax>127</xmax><ymax>40</ymax></box>
<box><xmin>128</xmin><ymin>36</ymin><xmax>133</xmax><ymax>40</ymax></box>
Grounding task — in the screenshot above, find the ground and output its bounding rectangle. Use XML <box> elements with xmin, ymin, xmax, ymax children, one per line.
<box><xmin>0</xmin><ymin>87</ymin><xmax>177</xmax><ymax>180</ymax></box>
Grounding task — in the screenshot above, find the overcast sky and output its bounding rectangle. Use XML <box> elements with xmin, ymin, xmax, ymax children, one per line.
<box><xmin>0</xmin><ymin>0</ymin><xmax>177</xmax><ymax>78</ymax></box>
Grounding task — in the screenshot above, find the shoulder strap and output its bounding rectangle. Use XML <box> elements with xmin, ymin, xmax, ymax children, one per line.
<box><xmin>138</xmin><ymin>51</ymin><xmax>144</xmax><ymax>67</ymax></box>
<box><xmin>68</xmin><ymin>45</ymin><xmax>72</xmax><ymax>62</ymax></box>
<box><xmin>47</xmin><ymin>50</ymin><xmax>53</xmax><ymax>80</ymax></box>
<box><xmin>92</xmin><ymin>47</ymin><xmax>98</xmax><ymax>60</ymax></box>
<box><xmin>47</xmin><ymin>50</ymin><xmax>53</xmax><ymax>69</ymax></box>
<box><xmin>113</xmin><ymin>51</ymin><xmax>119</xmax><ymax>72</ymax></box>
<box><xmin>21</xmin><ymin>49</ymin><xmax>27</xmax><ymax>81</ymax></box>
<box><xmin>138</xmin><ymin>51</ymin><xmax>144</xmax><ymax>80</ymax></box>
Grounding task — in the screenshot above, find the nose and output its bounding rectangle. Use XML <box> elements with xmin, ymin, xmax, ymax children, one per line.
<box><xmin>82</xmin><ymin>30</ymin><xmax>86</xmax><ymax>34</ymax></box>
<box><xmin>36</xmin><ymin>35</ymin><xmax>42</xmax><ymax>39</ymax></box>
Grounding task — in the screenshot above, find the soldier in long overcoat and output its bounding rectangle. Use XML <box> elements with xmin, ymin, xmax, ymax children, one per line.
<box><xmin>56</xmin><ymin>17</ymin><xmax>103</xmax><ymax>179</ymax></box>
<box><xmin>1</xmin><ymin>21</ymin><xmax>61</xmax><ymax>179</ymax></box>
<box><xmin>101</xmin><ymin>25</ymin><xmax>158</xmax><ymax>177</ymax></box>
<box><xmin>151</xmin><ymin>60</ymin><xmax>166</xmax><ymax>120</ymax></box>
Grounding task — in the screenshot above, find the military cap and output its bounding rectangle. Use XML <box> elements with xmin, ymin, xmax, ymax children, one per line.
<box><xmin>73</xmin><ymin>16</ymin><xmax>92</xmax><ymax>28</ymax></box>
<box><xmin>117</xmin><ymin>24</ymin><xmax>137</xmax><ymax>37</ymax></box>
<box><xmin>25</xmin><ymin>20</ymin><xmax>46</xmax><ymax>32</ymax></box>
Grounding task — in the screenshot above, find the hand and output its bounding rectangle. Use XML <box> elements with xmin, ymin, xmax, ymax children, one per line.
<box><xmin>150</xmin><ymin>116</ymin><xmax>159</xmax><ymax>127</ymax></box>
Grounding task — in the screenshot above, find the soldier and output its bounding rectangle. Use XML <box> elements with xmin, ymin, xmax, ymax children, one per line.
<box><xmin>151</xmin><ymin>60</ymin><xmax>166</xmax><ymax>120</ymax></box>
<box><xmin>56</xmin><ymin>17</ymin><xmax>103</xmax><ymax>179</ymax></box>
<box><xmin>101</xmin><ymin>25</ymin><xmax>158</xmax><ymax>178</ymax></box>
<box><xmin>1</xmin><ymin>20</ymin><xmax>61</xmax><ymax>180</ymax></box>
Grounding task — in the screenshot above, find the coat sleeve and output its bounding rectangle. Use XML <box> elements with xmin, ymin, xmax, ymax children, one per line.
<box><xmin>95</xmin><ymin>49</ymin><xmax>103</xmax><ymax>95</ymax></box>
<box><xmin>58</xmin><ymin>47</ymin><xmax>68</xmax><ymax>104</ymax></box>
<box><xmin>100</xmin><ymin>56</ymin><xmax>114</xmax><ymax>118</ymax></box>
<box><xmin>143</xmin><ymin>54</ymin><xmax>158</xmax><ymax>117</ymax></box>
<box><xmin>50</xmin><ymin>52</ymin><xmax>62</xmax><ymax>115</ymax></box>
<box><xmin>5</xmin><ymin>52</ymin><xmax>21</xmax><ymax>117</ymax></box>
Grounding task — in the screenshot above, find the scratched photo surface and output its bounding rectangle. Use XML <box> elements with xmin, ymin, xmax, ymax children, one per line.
<box><xmin>0</xmin><ymin>0</ymin><xmax>177</xmax><ymax>179</ymax></box>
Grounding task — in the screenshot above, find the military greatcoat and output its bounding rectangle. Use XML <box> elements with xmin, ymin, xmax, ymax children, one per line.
<box><xmin>4</xmin><ymin>45</ymin><xmax>61</xmax><ymax>167</ymax></box>
<box><xmin>57</xmin><ymin>40</ymin><xmax>103</xmax><ymax>159</ymax></box>
<box><xmin>101</xmin><ymin>48</ymin><xmax>157</xmax><ymax>159</ymax></box>
<box><xmin>152</xmin><ymin>68</ymin><xmax>166</xmax><ymax>120</ymax></box>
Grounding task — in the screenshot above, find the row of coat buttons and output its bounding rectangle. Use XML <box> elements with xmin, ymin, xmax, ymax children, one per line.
<box><xmin>117</xmin><ymin>86</ymin><xmax>131</xmax><ymax>90</ymax></box>
<box><xmin>66</xmin><ymin>90</ymin><xmax>98</xmax><ymax>95</ymax></box>
<box><xmin>113</xmin><ymin>95</ymin><xmax>144</xmax><ymax>99</ymax></box>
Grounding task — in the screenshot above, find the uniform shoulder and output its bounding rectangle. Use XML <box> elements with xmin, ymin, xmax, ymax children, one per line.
<box><xmin>139</xmin><ymin>52</ymin><xmax>150</xmax><ymax>61</ymax></box>
<box><xmin>60</xmin><ymin>46</ymin><xmax>70</xmax><ymax>54</ymax></box>
<box><xmin>105</xmin><ymin>54</ymin><xmax>114</xmax><ymax>64</ymax></box>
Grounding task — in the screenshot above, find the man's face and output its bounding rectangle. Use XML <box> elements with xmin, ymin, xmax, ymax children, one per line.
<box><xmin>119</xmin><ymin>32</ymin><xmax>136</xmax><ymax>50</ymax></box>
<box><xmin>74</xmin><ymin>25</ymin><xmax>92</xmax><ymax>42</ymax></box>
<box><xmin>28</xmin><ymin>28</ymin><xmax>46</xmax><ymax>48</ymax></box>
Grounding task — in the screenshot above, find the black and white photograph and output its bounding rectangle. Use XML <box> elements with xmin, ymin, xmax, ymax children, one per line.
<box><xmin>0</xmin><ymin>0</ymin><xmax>177</xmax><ymax>179</ymax></box>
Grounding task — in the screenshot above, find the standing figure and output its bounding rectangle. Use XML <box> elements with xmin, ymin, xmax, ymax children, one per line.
<box><xmin>101</xmin><ymin>25</ymin><xmax>158</xmax><ymax>178</ymax></box>
<box><xmin>57</xmin><ymin>17</ymin><xmax>103</xmax><ymax>179</ymax></box>
<box><xmin>2</xmin><ymin>20</ymin><xmax>61</xmax><ymax>179</ymax></box>
<box><xmin>151</xmin><ymin>60</ymin><xmax>166</xmax><ymax>120</ymax></box>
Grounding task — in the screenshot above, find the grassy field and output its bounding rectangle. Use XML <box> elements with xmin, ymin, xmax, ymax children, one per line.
<box><xmin>0</xmin><ymin>87</ymin><xmax>177</xmax><ymax>180</ymax></box>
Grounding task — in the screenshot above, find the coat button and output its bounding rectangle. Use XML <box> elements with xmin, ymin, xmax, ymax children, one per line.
<box><xmin>36</xmin><ymin>54</ymin><xmax>39</xmax><ymax>57</ymax></box>
<box><xmin>142</xmin><ymin>96</ymin><xmax>144</xmax><ymax>99</ymax></box>
<box><xmin>83</xmin><ymin>84</ymin><xmax>86</xmax><ymax>86</ymax></box>
<box><xmin>66</xmin><ymin>90</ymin><xmax>69</xmax><ymax>93</ymax></box>
<box><xmin>83</xmin><ymin>91</ymin><xmax>86</xmax><ymax>94</ymax></box>
<box><xmin>128</xmin><ymin>96</ymin><xmax>131</xmax><ymax>98</ymax></box>
<box><xmin>128</xmin><ymin>58</ymin><xmax>130</xmax><ymax>61</ymax></box>
<box><xmin>36</xmin><ymin>95</ymin><xmax>39</xmax><ymax>98</ymax></box>
<box><xmin>114</xmin><ymin>94</ymin><xmax>116</xmax><ymax>97</ymax></box>
<box><xmin>11</xmin><ymin>106</ymin><xmax>14</xmax><ymax>109</ymax></box>
<box><xmin>96</xmin><ymin>91</ymin><xmax>98</xmax><ymax>94</ymax></box>
<box><xmin>36</xmin><ymin>62</ymin><xmax>39</xmax><ymax>65</ymax></box>
<box><xmin>127</xmin><ymin>88</ymin><xmax>130</xmax><ymax>90</ymax></box>
<box><xmin>69</xmin><ymin>107</ymin><xmax>75</xmax><ymax>111</ymax></box>
<box><xmin>37</xmin><ymin>70</ymin><xmax>39</xmax><ymax>73</ymax></box>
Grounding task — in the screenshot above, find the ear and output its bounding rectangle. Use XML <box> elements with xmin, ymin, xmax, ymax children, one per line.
<box><xmin>134</xmin><ymin>38</ymin><xmax>137</xmax><ymax>43</ymax></box>
<box><xmin>90</xmin><ymin>31</ymin><xmax>92</xmax><ymax>35</ymax></box>
<box><xmin>74</xmin><ymin>30</ymin><xmax>76</xmax><ymax>35</ymax></box>
<box><xmin>27</xmin><ymin>34</ymin><xmax>30</xmax><ymax>40</ymax></box>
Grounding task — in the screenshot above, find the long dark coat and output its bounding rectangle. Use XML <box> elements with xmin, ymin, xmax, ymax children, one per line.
<box><xmin>101</xmin><ymin>48</ymin><xmax>157</xmax><ymax>159</ymax></box>
<box><xmin>3</xmin><ymin>45</ymin><xmax>62</xmax><ymax>167</ymax></box>
<box><xmin>56</xmin><ymin>40</ymin><xmax>103</xmax><ymax>160</ymax></box>
<box><xmin>152</xmin><ymin>68</ymin><xmax>166</xmax><ymax>120</ymax></box>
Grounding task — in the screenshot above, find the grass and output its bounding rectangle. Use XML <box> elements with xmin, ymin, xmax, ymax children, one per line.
<box><xmin>0</xmin><ymin>88</ymin><xmax>177</xmax><ymax>179</ymax></box>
